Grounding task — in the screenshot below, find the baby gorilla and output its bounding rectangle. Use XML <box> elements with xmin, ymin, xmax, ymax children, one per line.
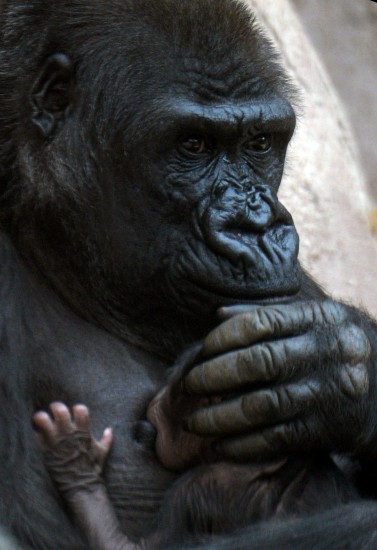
<box><xmin>33</xmin><ymin>373</ymin><xmax>359</xmax><ymax>550</ymax></box>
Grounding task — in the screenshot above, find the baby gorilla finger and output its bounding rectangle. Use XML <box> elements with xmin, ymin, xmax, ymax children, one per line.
<box><xmin>72</xmin><ymin>404</ymin><xmax>91</xmax><ymax>433</ymax></box>
<box><xmin>49</xmin><ymin>402</ymin><xmax>75</xmax><ymax>433</ymax></box>
<box><xmin>99</xmin><ymin>428</ymin><xmax>114</xmax><ymax>454</ymax></box>
<box><xmin>33</xmin><ymin>411</ymin><xmax>57</xmax><ymax>443</ymax></box>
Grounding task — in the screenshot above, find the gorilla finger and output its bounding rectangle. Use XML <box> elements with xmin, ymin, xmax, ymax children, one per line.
<box><xmin>217</xmin><ymin>304</ymin><xmax>260</xmax><ymax>320</ymax></box>
<box><xmin>49</xmin><ymin>402</ymin><xmax>74</xmax><ymax>432</ymax></box>
<box><xmin>186</xmin><ymin>382</ymin><xmax>320</xmax><ymax>436</ymax></box>
<box><xmin>204</xmin><ymin>300</ymin><xmax>348</xmax><ymax>357</ymax></box>
<box><xmin>185</xmin><ymin>334</ymin><xmax>318</xmax><ymax>395</ymax></box>
<box><xmin>99</xmin><ymin>427</ymin><xmax>113</xmax><ymax>454</ymax></box>
<box><xmin>215</xmin><ymin>419</ymin><xmax>317</xmax><ymax>461</ymax></box>
<box><xmin>33</xmin><ymin>411</ymin><xmax>56</xmax><ymax>441</ymax></box>
<box><xmin>72</xmin><ymin>404</ymin><xmax>91</xmax><ymax>432</ymax></box>
<box><xmin>337</xmin><ymin>325</ymin><xmax>371</xmax><ymax>365</ymax></box>
<box><xmin>339</xmin><ymin>363</ymin><xmax>369</xmax><ymax>399</ymax></box>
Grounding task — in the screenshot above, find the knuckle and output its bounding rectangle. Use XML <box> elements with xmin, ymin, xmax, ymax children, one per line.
<box><xmin>242</xmin><ymin>391</ymin><xmax>279</xmax><ymax>424</ymax></box>
<box><xmin>240</xmin><ymin>394</ymin><xmax>255</xmax><ymax>422</ymax></box>
<box><xmin>235</xmin><ymin>348</ymin><xmax>254</xmax><ymax>381</ymax></box>
<box><xmin>238</xmin><ymin>344</ymin><xmax>270</xmax><ymax>381</ymax></box>
<box><xmin>339</xmin><ymin>324</ymin><xmax>371</xmax><ymax>363</ymax></box>
<box><xmin>278</xmin><ymin>386</ymin><xmax>296</xmax><ymax>414</ymax></box>
<box><xmin>339</xmin><ymin>363</ymin><xmax>369</xmax><ymax>399</ymax></box>
<box><xmin>280</xmin><ymin>420</ymin><xmax>307</xmax><ymax>448</ymax></box>
<box><xmin>257</xmin><ymin>342</ymin><xmax>278</xmax><ymax>379</ymax></box>
<box><xmin>259</xmin><ymin>308</ymin><xmax>277</xmax><ymax>332</ymax></box>
<box><xmin>246</xmin><ymin>307</ymin><xmax>281</xmax><ymax>337</ymax></box>
<box><xmin>319</xmin><ymin>300</ymin><xmax>347</xmax><ymax>325</ymax></box>
<box><xmin>303</xmin><ymin>379</ymin><xmax>321</xmax><ymax>403</ymax></box>
<box><xmin>239</xmin><ymin>313</ymin><xmax>259</xmax><ymax>337</ymax></box>
<box><xmin>265</xmin><ymin>390</ymin><xmax>281</xmax><ymax>415</ymax></box>
<box><xmin>296</xmin><ymin>300</ymin><xmax>316</xmax><ymax>324</ymax></box>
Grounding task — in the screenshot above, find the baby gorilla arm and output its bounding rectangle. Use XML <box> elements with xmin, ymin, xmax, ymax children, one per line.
<box><xmin>33</xmin><ymin>403</ymin><xmax>142</xmax><ymax>550</ymax></box>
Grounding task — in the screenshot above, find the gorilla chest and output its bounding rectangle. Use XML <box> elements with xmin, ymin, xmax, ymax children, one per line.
<box><xmin>79</xmin><ymin>375</ymin><xmax>177</xmax><ymax>539</ymax></box>
<box><xmin>33</xmin><ymin>334</ymin><xmax>177</xmax><ymax>539</ymax></box>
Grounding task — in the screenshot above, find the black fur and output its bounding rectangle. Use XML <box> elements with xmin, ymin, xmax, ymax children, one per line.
<box><xmin>1</xmin><ymin>1</ymin><xmax>377</xmax><ymax>549</ymax></box>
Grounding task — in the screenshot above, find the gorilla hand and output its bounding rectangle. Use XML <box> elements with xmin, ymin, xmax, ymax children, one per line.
<box><xmin>184</xmin><ymin>301</ymin><xmax>374</xmax><ymax>461</ymax></box>
<box><xmin>33</xmin><ymin>403</ymin><xmax>113</xmax><ymax>498</ymax></box>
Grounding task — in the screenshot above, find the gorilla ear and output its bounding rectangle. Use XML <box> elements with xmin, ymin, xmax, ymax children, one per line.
<box><xmin>31</xmin><ymin>53</ymin><xmax>74</xmax><ymax>137</ymax></box>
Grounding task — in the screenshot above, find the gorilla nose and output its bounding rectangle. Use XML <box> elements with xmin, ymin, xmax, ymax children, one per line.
<box><xmin>242</xmin><ymin>187</ymin><xmax>276</xmax><ymax>231</ymax></box>
<box><xmin>200</xmin><ymin>184</ymin><xmax>295</xmax><ymax>264</ymax></box>
<box><xmin>224</xmin><ymin>184</ymin><xmax>290</xmax><ymax>233</ymax></box>
<box><xmin>209</xmin><ymin>182</ymin><xmax>289</xmax><ymax>233</ymax></box>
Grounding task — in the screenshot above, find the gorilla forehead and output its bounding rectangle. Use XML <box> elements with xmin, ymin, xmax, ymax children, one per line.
<box><xmin>0</xmin><ymin>0</ymin><xmax>291</xmax><ymax>100</ymax></box>
<box><xmin>106</xmin><ymin>0</ymin><xmax>292</xmax><ymax>103</ymax></box>
<box><xmin>79</xmin><ymin>1</ymin><xmax>295</xmax><ymax>129</ymax></box>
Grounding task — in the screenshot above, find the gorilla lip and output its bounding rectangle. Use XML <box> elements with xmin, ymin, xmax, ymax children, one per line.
<box><xmin>185</xmin><ymin>277</ymin><xmax>299</xmax><ymax>306</ymax></box>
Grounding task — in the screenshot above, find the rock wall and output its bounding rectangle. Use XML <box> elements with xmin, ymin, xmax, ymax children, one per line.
<box><xmin>291</xmin><ymin>0</ymin><xmax>377</xmax><ymax>203</ymax></box>
<box><xmin>244</xmin><ymin>0</ymin><xmax>377</xmax><ymax>316</ymax></box>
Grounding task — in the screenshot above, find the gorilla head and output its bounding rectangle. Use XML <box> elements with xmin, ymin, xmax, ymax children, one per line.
<box><xmin>0</xmin><ymin>0</ymin><xmax>299</xmax><ymax>357</ymax></box>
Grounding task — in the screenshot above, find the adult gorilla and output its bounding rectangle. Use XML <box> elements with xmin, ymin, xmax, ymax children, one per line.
<box><xmin>0</xmin><ymin>0</ymin><xmax>377</xmax><ymax>549</ymax></box>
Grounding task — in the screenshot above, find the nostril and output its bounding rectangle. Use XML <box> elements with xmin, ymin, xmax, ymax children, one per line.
<box><xmin>224</xmin><ymin>203</ymin><xmax>275</xmax><ymax>233</ymax></box>
<box><xmin>246</xmin><ymin>190</ymin><xmax>260</xmax><ymax>208</ymax></box>
<box><xmin>247</xmin><ymin>198</ymin><xmax>275</xmax><ymax>230</ymax></box>
<box><xmin>204</xmin><ymin>183</ymin><xmax>293</xmax><ymax>236</ymax></box>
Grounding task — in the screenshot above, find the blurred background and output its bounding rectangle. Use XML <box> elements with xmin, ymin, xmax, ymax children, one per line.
<box><xmin>292</xmin><ymin>0</ymin><xmax>377</xmax><ymax>204</ymax></box>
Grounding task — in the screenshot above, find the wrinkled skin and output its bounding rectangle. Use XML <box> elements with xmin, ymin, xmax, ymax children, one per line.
<box><xmin>147</xmin><ymin>299</ymin><xmax>375</xmax><ymax>470</ymax></box>
<box><xmin>184</xmin><ymin>301</ymin><xmax>373</xmax><ymax>461</ymax></box>
<box><xmin>0</xmin><ymin>1</ymin><xmax>377</xmax><ymax>549</ymax></box>
<box><xmin>34</xmin><ymin>402</ymin><xmax>357</xmax><ymax>550</ymax></box>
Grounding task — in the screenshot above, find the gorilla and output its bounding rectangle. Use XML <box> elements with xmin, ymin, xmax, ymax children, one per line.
<box><xmin>1</xmin><ymin>0</ymin><xmax>377</xmax><ymax>549</ymax></box>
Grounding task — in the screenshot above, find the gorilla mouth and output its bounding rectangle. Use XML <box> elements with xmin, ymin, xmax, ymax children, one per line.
<box><xmin>176</xmin><ymin>236</ymin><xmax>302</xmax><ymax>308</ymax></box>
<box><xmin>184</xmin><ymin>275</ymin><xmax>300</xmax><ymax>306</ymax></box>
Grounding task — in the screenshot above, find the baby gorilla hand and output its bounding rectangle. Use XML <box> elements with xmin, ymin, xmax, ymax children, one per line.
<box><xmin>33</xmin><ymin>402</ymin><xmax>113</xmax><ymax>498</ymax></box>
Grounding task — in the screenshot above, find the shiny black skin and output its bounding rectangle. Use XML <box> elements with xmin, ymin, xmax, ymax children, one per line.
<box><xmin>1</xmin><ymin>1</ymin><xmax>377</xmax><ymax>549</ymax></box>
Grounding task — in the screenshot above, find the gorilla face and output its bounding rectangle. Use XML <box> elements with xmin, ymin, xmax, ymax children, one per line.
<box><xmin>108</xmin><ymin>95</ymin><xmax>300</xmax><ymax>317</ymax></box>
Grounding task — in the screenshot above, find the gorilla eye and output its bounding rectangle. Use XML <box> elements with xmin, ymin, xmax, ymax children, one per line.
<box><xmin>246</xmin><ymin>134</ymin><xmax>272</xmax><ymax>153</ymax></box>
<box><xmin>179</xmin><ymin>136</ymin><xmax>210</xmax><ymax>155</ymax></box>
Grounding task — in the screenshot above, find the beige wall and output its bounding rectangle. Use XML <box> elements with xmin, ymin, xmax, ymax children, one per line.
<box><xmin>292</xmin><ymin>0</ymin><xmax>377</xmax><ymax>203</ymax></box>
